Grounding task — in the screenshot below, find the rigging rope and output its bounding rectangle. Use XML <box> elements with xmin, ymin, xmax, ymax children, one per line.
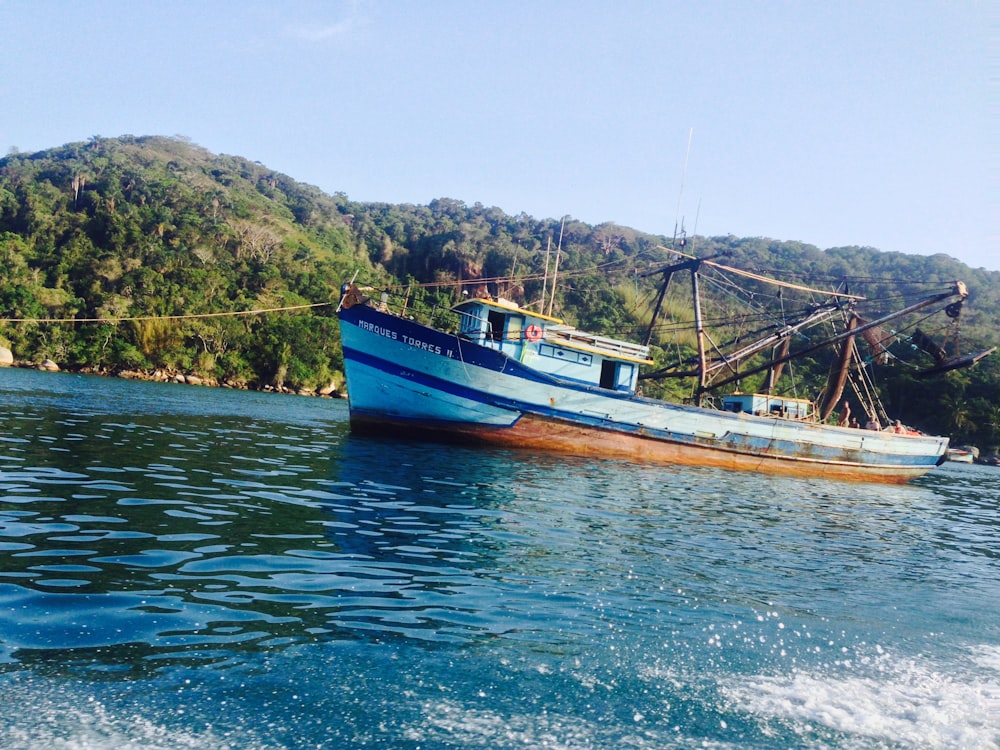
<box><xmin>0</xmin><ymin>301</ymin><xmax>333</xmax><ymax>324</ymax></box>
<box><xmin>655</xmin><ymin>246</ymin><xmax>868</xmax><ymax>300</ymax></box>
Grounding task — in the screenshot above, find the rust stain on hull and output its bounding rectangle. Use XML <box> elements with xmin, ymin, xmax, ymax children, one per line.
<box><xmin>350</xmin><ymin>413</ymin><xmax>932</xmax><ymax>485</ymax></box>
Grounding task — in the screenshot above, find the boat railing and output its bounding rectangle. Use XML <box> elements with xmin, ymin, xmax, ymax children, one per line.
<box><xmin>545</xmin><ymin>324</ymin><xmax>651</xmax><ymax>360</ymax></box>
<box><xmin>361</xmin><ymin>284</ymin><xmax>653</xmax><ymax>357</ymax></box>
<box><xmin>349</xmin><ymin>284</ymin><xmax>464</xmax><ymax>328</ymax></box>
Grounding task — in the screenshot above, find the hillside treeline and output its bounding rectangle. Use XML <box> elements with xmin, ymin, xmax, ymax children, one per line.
<box><xmin>1</xmin><ymin>135</ymin><xmax>998</xmax><ymax>449</ymax></box>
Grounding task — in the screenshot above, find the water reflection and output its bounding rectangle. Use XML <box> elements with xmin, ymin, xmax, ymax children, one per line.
<box><xmin>3</xmin><ymin>371</ymin><xmax>1000</xmax><ymax>683</ymax></box>
<box><xmin>4</xmin><ymin>370</ymin><xmax>1000</xmax><ymax>748</ymax></box>
<box><xmin>2</xmin><ymin>403</ymin><xmax>607</xmax><ymax>675</ymax></box>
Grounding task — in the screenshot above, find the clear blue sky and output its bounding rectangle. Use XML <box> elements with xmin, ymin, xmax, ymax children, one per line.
<box><xmin>1</xmin><ymin>1</ymin><xmax>994</xmax><ymax>270</ymax></box>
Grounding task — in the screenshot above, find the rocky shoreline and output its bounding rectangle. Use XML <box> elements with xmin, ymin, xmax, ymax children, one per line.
<box><xmin>3</xmin><ymin>348</ymin><xmax>998</xmax><ymax>463</ymax></box>
<box><xmin>0</xmin><ymin>348</ymin><xmax>346</xmax><ymax>399</ymax></box>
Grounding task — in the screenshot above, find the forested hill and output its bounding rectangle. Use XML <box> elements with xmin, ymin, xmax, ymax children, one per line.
<box><xmin>2</xmin><ymin>135</ymin><xmax>998</xmax><ymax>448</ymax></box>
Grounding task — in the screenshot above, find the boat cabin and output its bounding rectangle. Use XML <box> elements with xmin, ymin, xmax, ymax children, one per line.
<box><xmin>454</xmin><ymin>297</ymin><xmax>652</xmax><ymax>394</ymax></box>
<box><xmin>722</xmin><ymin>393</ymin><xmax>813</xmax><ymax>420</ymax></box>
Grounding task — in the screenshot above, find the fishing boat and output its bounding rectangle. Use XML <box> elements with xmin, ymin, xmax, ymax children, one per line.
<box><xmin>946</xmin><ymin>448</ymin><xmax>975</xmax><ymax>463</ymax></box>
<box><xmin>336</xmin><ymin>254</ymin><xmax>989</xmax><ymax>484</ymax></box>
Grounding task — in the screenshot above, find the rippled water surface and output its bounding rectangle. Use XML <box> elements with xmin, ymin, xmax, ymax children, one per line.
<box><xmin>1</xmin><ymin>368</ymin><xmax>998</xmax><ymax>748</ymax></box>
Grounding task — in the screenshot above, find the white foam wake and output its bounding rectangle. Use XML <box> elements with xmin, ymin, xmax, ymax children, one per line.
<box><xmin>0</xmin><ymin>687</ymin><xmax>277</xmax><ymax>750</ymax></box>
<box><xmin>722</xmin><ymin>645</ymin><xmax>1000</xmax><ymax>749</ymax></box>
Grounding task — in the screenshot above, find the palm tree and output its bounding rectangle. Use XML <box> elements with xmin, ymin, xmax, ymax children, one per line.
<box><xmin>939</xmin><ymin>391</ymin><xmax>974</xmax><ymax>438</ymax></box>
<box><xmin>987</xmin><ymin>404</ymin><xmax>1000</xmax><ymax>451</ymax></box>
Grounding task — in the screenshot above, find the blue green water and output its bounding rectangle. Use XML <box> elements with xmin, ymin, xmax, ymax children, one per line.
<box><xmin>1</xmin><ymin>367</ymin><xmax>998</xmax><ymax>749</ymax></box>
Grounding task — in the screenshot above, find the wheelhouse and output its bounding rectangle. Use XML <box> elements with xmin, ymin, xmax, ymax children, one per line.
<box><xmin>454</xmin><ymin>297</ymin><xmax>652</xmax><ymax>395</ymax></box>
<box><xmin>722</xmin><ymin>393</ymin><xmax>814</xmax><ymax>420</ymax></box>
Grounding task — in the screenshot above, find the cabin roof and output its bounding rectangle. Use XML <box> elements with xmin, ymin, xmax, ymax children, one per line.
<box><xmin>453</xmin><ymin>297</ymin><xmax>564</xmax><ymax>324</ymax></box>
<box><xmin>725</xmin><ymin>392</ymin><xmax>813</xmax><ymax>406</ymax></box>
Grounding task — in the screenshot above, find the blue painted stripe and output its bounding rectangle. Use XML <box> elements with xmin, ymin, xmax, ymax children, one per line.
<box><xmin>341</xmin><ymin>302</ymin><xmax>634</xmax><ymax>392</ymax></box>
<box><xmin>342</xmin><ymin>344</ymin><xmax>522</xmax><ymax>408</ymax></box>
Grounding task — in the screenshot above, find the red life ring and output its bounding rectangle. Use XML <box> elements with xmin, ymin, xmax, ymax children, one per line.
<box><xmin>524</xmin><ymin>324</ymin><xmax>542</xmax><ymax>342</ymax></box>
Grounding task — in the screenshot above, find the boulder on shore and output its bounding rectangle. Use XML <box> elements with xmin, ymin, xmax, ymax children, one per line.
<box><xmin>0</xmin><ymin>347</ymin><xmax>13</xmax><ymax>367</ymax></box>
<box><xmin>39</xmin><ymin>358</ymin><xmax>60</xmax><ymax>372</ymax></box>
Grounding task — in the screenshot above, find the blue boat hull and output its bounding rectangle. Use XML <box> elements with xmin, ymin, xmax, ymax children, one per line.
<box><xmin>338</xmin><ymin>301</ymin><xmax>948</xmax><ymax>484</ymax></box>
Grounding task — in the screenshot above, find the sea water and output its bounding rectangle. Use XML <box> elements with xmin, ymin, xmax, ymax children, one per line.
<box><xmin>0</xmin><ymin>367</ymin><xmax>997</xmax><ymax>749</ymax></box>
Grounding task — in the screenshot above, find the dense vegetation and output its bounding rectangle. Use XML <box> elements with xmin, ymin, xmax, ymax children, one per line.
<box><xmin>2</xmin><ymin>135</ymin><xmax>998</xmax><ymax>449</ymax></box>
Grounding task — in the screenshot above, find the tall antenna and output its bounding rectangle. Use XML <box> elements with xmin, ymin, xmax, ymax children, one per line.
<box><xmin>547</xmin><ymin>216</ymin><xmax>566</xmax><ymax>316</ymax></box>
<box><xmin>540</xmin><ymin>236</ymin><xmax>552</xmax><ymax>311</ymax></box>
<box><xmin>673</xmin><ymin>127</ymin><xmax>694</xmax><ymax>244</ymax></box>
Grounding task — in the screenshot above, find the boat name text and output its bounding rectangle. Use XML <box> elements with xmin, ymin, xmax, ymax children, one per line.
<box><xmin>359</xmin><ymin>320</ymin><xmax>398</xmax><ymax>340</ymax></box>
<box><xmin>402</xmin><ymin>334</ymin><xmax>443</xmax><ymax>355</ymax></box>
<box><xmin>360</xmin><ymin>320</ymin><xmax>451</xmax><ymax>357</ymax></box>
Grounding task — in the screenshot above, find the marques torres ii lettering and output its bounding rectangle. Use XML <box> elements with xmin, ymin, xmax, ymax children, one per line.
<box><xmin>360</xmin><ymin>320</ymin><xmax>453</xmax><ymax>357</ymax></box>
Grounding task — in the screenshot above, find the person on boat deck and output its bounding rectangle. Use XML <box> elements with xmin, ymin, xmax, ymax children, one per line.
<box><xmin>865</xmin><ymin>415</ymin><xmax>881</xmax><ymax>431</ymax></box>
<box><xmin>849</xmin><ymin>417</ymin><xmax>860</xmax><ymax>428</ymax></box>
<box><xmin>838</xmin><ymin>401</ymin><xmax>851</xmax><ymax>427</ymax></box>
<box><xmin>893</xmin><ymin>419</ymin><xmax>905</xmax><ymax>434</ymax></box>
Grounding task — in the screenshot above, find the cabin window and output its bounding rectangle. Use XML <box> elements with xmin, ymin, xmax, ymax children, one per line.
<box><xmin>487</xmin><ymin>310</ymin><xmax>506</xmax><ymax>343</ymax></box>
<box><xmin>618</xmin><ymin>363</ymin><xmax>634</xmax><ymax>390</ymax></box>
<box><xmin>459</xmin><ymin>307</ymin><xmax>485</xmax><ymax>339</ymax></box>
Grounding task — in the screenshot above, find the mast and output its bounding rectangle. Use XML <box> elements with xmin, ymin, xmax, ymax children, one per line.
<box><xmin>764</xmin><ymin>337</ymin><xmax>792</xmax><ymax>395</ymax></box>
<box><xmin>641</xmin><ymin>250</ymin><xmax>730</xmax><ymax>349</ymax></box>
<box><xmin>643</xmin><ymin>268</ymin><xmax>675</xmax><ymax>347</ymax></box>
<box><xmin>819</xmin><ymin>314</ymin><xmax>858</xmax><ymax>421</ymax></box>
<box><xmin>692</xmin><ymin>266</ymin><xmax>708</xmax><ymax>405</ymax></box>
<box><xmin>706</xmin><ymin>283</ymin><xmax>969</xmax><ymax>393</ymax></box>
<box><xmin>642</xmin><ymin>253</ymin><xmax>970</xmax><ymax>404</ymax></box>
